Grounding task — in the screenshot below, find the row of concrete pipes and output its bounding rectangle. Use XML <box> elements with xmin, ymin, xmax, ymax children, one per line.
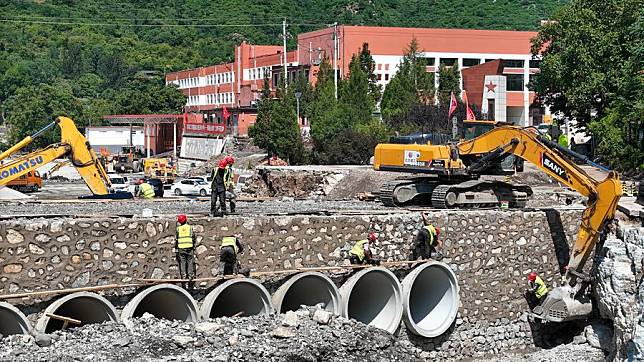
<box><xmin>0</xmin><ymin>262</ymin><xmax>459</xmax><ymax>339</ymax></box>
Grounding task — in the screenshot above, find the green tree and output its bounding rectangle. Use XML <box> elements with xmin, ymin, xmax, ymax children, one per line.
<box><xmin>358</xmin><ymin>43</ymin><xmax>382</xmax><ymax>104</ymax></box>
<box><xmin>248</xmin><ymin>77</ymin><xmax>273</xmax><ymax>152</ymax></box>
<box><xmin>380</xmin><ymin>38</ymin><xmax>435</xmax><ymax>120</ymax></box>
<box><xmin>437</xmin><ymin>63</ymin><xmax>461</xmax><ymax>106</ymax></box>
<box><xmin>309</xmin><ymin>58</ymin><xmax>343</xmax><ymax>149</ymax></box>
<box><xmin>531</xmin><ymin>0</ymin><xmax>643</xmax><ymax>169</ymax></box>
<box><xmin>249</xmin><ymin>78</ymin><xmax>304</xmax><ymax>164</ymax></box>
<box><xmin>340</xmin><ymin>54</ymin><xmax>374</xmax><ymax>126</ymax></box>
<box><xmin>4</xmin><ymin>81</ymin><xmax>85</xmax><ymax>148</ymax></box>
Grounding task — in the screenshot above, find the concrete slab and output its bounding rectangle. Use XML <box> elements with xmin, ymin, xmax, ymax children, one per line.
<box><xmin>618</xmin><ymin>197</ymin><xmax>644</xmax><ymax>218</ymax></box>
<box><xmin>0</xmin><ymin>186</ymin><xmax>33</xmax><ymax>200</ymax></box>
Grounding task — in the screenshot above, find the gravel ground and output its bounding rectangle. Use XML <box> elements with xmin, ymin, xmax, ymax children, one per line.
<box><xmin>481</xmin><ymin>343</ymin><xmax>605</xmax><ymax>361</ymax></box>
<box><xmin>0</xmin><ymin>308</ymin><xmax>420</xmax><ymax>362</ymax></box>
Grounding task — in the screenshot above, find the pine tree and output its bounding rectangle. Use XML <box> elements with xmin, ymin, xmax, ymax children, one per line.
<box><xmin>248</xmin><ymin>77</ymin><xmax>273</xmax><ymax>150</ymax></box>
<box><xmin>340</xmin><ymin>54</ymin><xmax>373</xmax><ymax>126</ymax></box>
<box><xmin>437</xmin><ymin>63</ymin><xmax>461</xmax><ymax>106</ymax></box>
<box><xmin>309</xmin><ymin>57</ymin><xmax>343</xmax><ymax>150</ymax></box>
<box><xmin>380</xmin><ymin>37</ymin><xmax>435</xmax><ymax>120</ymax></box>
<box><xmin>268</xmin><ymin>80</ymin><xmax>305</xmax><ymax>164</ymax></box>
<box><xmin>358</xmin><ymin>43</ymin><xmax>382</xmax><ymax>104</ymax></box>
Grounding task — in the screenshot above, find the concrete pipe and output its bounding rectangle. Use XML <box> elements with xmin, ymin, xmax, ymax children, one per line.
<box><xmin>272</xmin><ymin>272</ymin><xmax>341</xmax><ymax>314</ymax></box>
<box><xmin>35</xmin><ymin>292</ymin><xmax>118</xmax><ymax>334</ymax></box>
<box><xmin>339</xmin><ymin>267</ymin><xmax>403</xmax><ymax>333</ymax></box>
<box><xmin>121</xmin><ymin>283</ymin><xmax>199</xmax><ymax>322</ymax></box>
<box><xmin>401</xmin><ymin>261</ymin><xmax>460</xmax><ymax>337</ymax></box>
<box><xmin>0</xmin><ymin>302</ymin><xmax>31</xmax><ymax>336</ymax></box>
<box><xmin>201</xmin><ymin>278</ymin><xmax>273</xmax><ymax>319</ymax></box>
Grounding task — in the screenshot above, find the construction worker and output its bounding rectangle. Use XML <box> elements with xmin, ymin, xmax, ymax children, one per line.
<box><xmin>210</xmin><ymin>155</ymin><xmax>234</xmax><ymax>216</ymax></box>
<box><xmin>349</xmin><ymin>232</ymin><xmax>380</xmax><ymax>265</ymax></box>
<box><xmin>526</xmin><ymin>271</ymin><xmax>549</xmax><ymax>309</ymax></box>
<box><xmin>224</xmin><ymin>162</ymin><xmax>236</xmax><ymax>214</ymax></box>
<box><xmin>219</xmin><ymin>234</ymin><xmax>249</xmax><ymax>276</ymax></box>
<box><xmin>136</xmin><ymin>179</ymin><xmax>155</xmax><ymax>199</ymax></box>
<box><xmin>412</xmin><ymin>213</ymin><xmax>443</xmax><ymax>260</ymax></box>
<box><xmin>175</xmin><ymin>214</ymin><xmax>196</xmax><ymax>290</ymax></box>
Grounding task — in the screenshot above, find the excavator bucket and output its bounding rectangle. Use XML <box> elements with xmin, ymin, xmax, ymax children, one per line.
<box><xmin>528</xmin><ymin>286</ymin><xmax>592</xmax><ymax>323</ymax></box>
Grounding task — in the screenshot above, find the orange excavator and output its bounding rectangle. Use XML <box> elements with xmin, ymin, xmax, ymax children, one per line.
<box><xmin>374</xmin><ymin>124</ymin><xmax>622</xmax><ymax>322</ymax></box>
<box><xmin>0</xmin><ymin>116</ymin><xmax>131</xmax><ymax>199</ymax></box>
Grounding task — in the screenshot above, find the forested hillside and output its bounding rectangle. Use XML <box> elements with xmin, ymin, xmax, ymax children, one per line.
<box><xmin>0</xmin><ymin>0</ymin><xmax>563</xmax><ymax>146</ymax></box>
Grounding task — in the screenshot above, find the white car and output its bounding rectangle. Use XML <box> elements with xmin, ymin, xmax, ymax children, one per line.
<box><xmin>188</xmin><ymin>176</ymin><xmax>212</xmax><ymax>184</ymax></box>
<box><xmin>108</xmin><ymin>174</ymin><xmax>129</xmax><ymax>192</ymax></box>
<box><xmin>171</xmin><ymin>179</ymin><xmax>211</xmax><ymax>196</ymax></box>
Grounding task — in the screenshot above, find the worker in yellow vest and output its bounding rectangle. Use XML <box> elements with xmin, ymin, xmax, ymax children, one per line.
<box><xmin>526</xmin><ymin>271</ymin><xmax>549</xmax><ymax>309</ymax></box>
<box><xmin>411</xmin><ymin>213</ymin><xmax>443</xmax><ymax>261</ymax></box>
<box><xmin>136</xmin><ymin>179</ymin><xmax>155</xmax><ymax>199</ymax></box>
<box><xmin>349</xmin><ymin>232</ymin><xmax>380</xmax><ymax>265</ymax></box>
<box><xmin>224</xmin><ymin>163</ymin><xmax>237</xmax><ymax>214</ymax></box>
<box><xmin>175</xmin><ymin>214</ymin><xmax>196</xmax><ymax>290</ymax></box>
<box><xmin>219</xmin><ymin>234</ymin><xmax>249</xmax><ymax>276</ymax></box>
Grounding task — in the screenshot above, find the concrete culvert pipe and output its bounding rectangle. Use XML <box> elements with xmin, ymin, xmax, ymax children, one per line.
<box><xmin>201</xmin><ymin>278</ymin><xmax>273</xmax><ymax>318</ymax></box>
<box><xmin>272</xmin><ymin>272</ymin><xmax>341</xmax><ymax>314</ymax></box>
<box><xmin>121</xmin><ymin>283</ymin><xmax>199</xmax><ymax>322</ymax></box>
<box><xmin>0</xmin><ymin>302</ymin><xmax>31</xmax><ymax>336</ymax></box>
<box><xmin>339</xmin><ymin>267</ymin><xmax>403</xmax><ymax>333</ymax></box>
<box><xmin>35</xmin><ymin>292</ymin><xmax>118</xmax><ymax>334</ymax></box>
<box><xmin>402</xmin><ymin>261</ymin><xmax>460</xmax><ymax>337</ymax></box>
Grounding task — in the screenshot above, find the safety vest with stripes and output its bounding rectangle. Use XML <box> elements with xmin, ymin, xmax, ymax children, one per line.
<box><xmin>424</xmin><ymin>225</ymin><xmax>437</xmax><ymax>246</ymax></box>
<box><xmin>534</xmin><ymin>275</ymin><xmax>549</xmax><ymax>299</ymax></box>
<box><xmin>221</xmin><ymin>236</ymin><xmax>238</xmax><ymax>253</ymax></box>
<box><xmin>140</xmin><ymin>182</ymin><xmax>155</xmax><ymax>199</ymax></box>
<box><xmin>350</xmin><ymin>239</ymin><xmax>368</xmax><ymax>261</ymax></box>
<box><xmin>176</xmin><ymin>224</ymin><xmax>194</xmax><ymax>249</ymax></box>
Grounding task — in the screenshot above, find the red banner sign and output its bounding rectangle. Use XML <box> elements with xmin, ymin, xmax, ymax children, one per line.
<box><xmin>184</xmin><ymin>122</ymin><xmax>226</xmax><ymax>135</ymax></box>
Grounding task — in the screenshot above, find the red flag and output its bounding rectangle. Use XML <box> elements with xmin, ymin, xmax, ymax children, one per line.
<box><xmin>463</xmin><ymin>90</ymin><xmax>476</xmax><ymax>120</ymax></box>
<box><xmin>448</xmin><ymin>91</ymin><xmax>458</xmax><ymax>119</ymax></box>
<box><xmin>222</xmin><ymin>106</ymin><xmax>230</xmax><ymax>121</ymax></box>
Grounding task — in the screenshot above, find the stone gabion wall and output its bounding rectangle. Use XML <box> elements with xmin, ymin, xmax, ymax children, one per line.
<box><xmin>0</xmin><ymin>210</ymin><xmax>580</xmax><ymax>315</ymax></box>
<box><xmin>0</xmin><ymin>209</ymin><xmax>582</xmax><ymax>358</ymax></box>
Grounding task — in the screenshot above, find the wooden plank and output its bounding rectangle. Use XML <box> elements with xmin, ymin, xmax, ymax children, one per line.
<box><xmin>45</xmin><ymin>313</ymin><xmax>81</xmax><ymax>325</ymax></box>
<box><xmin>0</xmin><ymin>283</ymin><xmax>143</xmax><ymax>300</ymax></box>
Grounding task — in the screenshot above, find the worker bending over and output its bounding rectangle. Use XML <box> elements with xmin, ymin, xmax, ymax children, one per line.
<box><xmin>412</xmin><ymin>213</ymin><xmax>443</xmax><ymax>261</ymax></box>
<box><xmin>210</xmin><ymin>155</ymin><xmax>235</xmax><ymax>217</ymax></box>
<box><xmin>136</xmin><ymin>179</ymin><xmax>155</xmax><ymax>199</ymax></box>
<box><xmin>219</xmin><ymin>234</ymin><xmax>250</xmax><ymax>276</ymax></box>
<box><xmin>525</xmin><ymin>271</ymin><xmax>549</xmax><ymax>309</ymax></box>
<box><xmin>175</xmin><ymin>214</ymin><xmax>196</xmax><ymax>290</ymax></box>
<box><xmin>349</xmin><ymin>232</ymin><xmax>380</xmax><ymax>265</ymax></box>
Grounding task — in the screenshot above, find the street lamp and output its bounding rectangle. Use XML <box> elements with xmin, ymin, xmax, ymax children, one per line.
<box><xmin>295</xmin><ymin>91</ymin><xmax>302</xmax><ymax>125</ymax></box>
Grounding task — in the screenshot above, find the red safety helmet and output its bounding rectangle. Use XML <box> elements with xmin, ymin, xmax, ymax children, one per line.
<box><xmin>225</xmin><ymin>155</ymin><xmax>235</xmax><ymax>165</ymax></box>
<box><xmin>435</xmin><ymin>227</ymin><xmax>441</xmax><ymax>236</ymax></box>
<box><xmin>217</xmin><ymin>158</ymin><xmax>228</xmax><ymax>169</ymax></box>
<box><xmin>368</xmin><ymin>232</ymin><xmax>377</xmax><ymax>242</ymax></box>
<box><xmin>137</xmin><ymin>178</ymin><xmax>144</xmax><ymax>185</ymax></box>
<box><xmin>177</xmin><ymin>214</ymin><xmax>187</xmax><ymax>224</ymax></box>
<box><xmin>528</xmin><ymin>272</ymin><xmax>537</xmax><ymax>282</ymax></box>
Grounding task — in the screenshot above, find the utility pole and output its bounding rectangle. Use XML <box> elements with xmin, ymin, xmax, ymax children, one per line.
<box><xmin>332</xmin><ymin>22</ymin><xmax>338</xmax><ymax>99</ymax></box>
<box><xmin>282</xmin><ymin>19</ymin><xmax>288</xmax><ymax>89</ymax></box>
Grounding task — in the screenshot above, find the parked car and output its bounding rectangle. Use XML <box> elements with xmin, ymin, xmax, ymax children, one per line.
<box><xmin>108</xmin><ymin>174</ymin><xmax>129</xmax><ymax>192</ymax></box>
<box><xmin>171</xmin><ymin>179</ymin><xmax>211</xmax><ymax>196</ymax></box>
<box><xmin>188</xmin><ymin>175</ymin><xmax>212</xmax><ymax>184</ymax></box>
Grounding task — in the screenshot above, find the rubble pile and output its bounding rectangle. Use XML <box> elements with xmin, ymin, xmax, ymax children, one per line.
<box><xmin>242</xmin><ymin>168</ymin><xmax>331</xmax><ymax>198</ymax></box>
<box><xmin>0</xmin><ymin>308</ymin><xmax>420</xmax><ymax>362</ymax></box>
<box><xmin>595</xmin><ymin>225</ymin><xmax>644</xmax><ymax>360</ymax></box>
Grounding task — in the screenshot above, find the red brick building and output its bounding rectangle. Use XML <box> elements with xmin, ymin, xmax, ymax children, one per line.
<box><xmin>167</xmin><ymin>25</ymin><xmax>548</xmax><ymax>136</ymax></box>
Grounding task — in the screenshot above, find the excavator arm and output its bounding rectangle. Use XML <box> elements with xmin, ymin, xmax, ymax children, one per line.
<box><xmin>457</xmin><ymin>126</ymin><xmax>622</xmax><ymax>322</ymax></box>
<box><xmin>0</xmin><ymin>116</ymin><xmax>113</xmax><ymax>196</ymax></box>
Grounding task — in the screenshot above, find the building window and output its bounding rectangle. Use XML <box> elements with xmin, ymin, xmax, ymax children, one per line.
<box><xmin>463</xmin><ymin>58</ymin><xmax>480</xmax><ymax>67</ymax></box>
<box><xmin>384</xmin><ymin>64</ymin><xmax>389</xmax><ymax>71</ymax></box>
<box><xmin>502</xmin><ymin>59</ymin><xmax>524</xmax><ymax>68</ymax></box>
<box><xmin>487</xmin><ymin>99</ymin><xmax>495</xmax><ymax>121</ymax></box>
<box><xmin>529</xmin><ymin>59</ymin><xmax>541</xmax><ymax>68</ymax></box>
<box><xmin>507</xmin><ymin>74</ymin><xmax>525</xmax><ymax>91</ymax></box>
<box><xmin>484</xmin><ymin>59</ymin><xmax>498</xmax><ymax>63</ymax></box>
<box><xmin>384</xmin><ymin>74</ymin><xmax>390</xmax><ymax>81</ymax></box>
<box><xmin>440</xmin><ymin>58</ymin><xmax>457</xmax><ymax>66</ymax></box>
<box><xmin>425</xmin><ymin>58</ymin><xmax>435</xmax><ymax>66</ymax></box>
<box><xmin>377</xmin><ymin>64</ymin><xmax>382</xmax><ymax>70</ymax></box>
<box><xmin>377</xmin><ymin>74</ymin><xmax>382</xmax><ymax>81</ymax></box>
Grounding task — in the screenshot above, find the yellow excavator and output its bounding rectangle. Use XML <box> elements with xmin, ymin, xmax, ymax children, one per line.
<box><xmin>374</xmin><ymin>124</ymin><xmax>622</xmax><ymax>322</ymax></box>
<box><xmin>0</xmin><ymin>116</ymin><xmax>131</xmax><ymax>199</ymax></box>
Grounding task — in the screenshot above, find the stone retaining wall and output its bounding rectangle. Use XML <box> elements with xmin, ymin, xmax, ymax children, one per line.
<box><xmin>1</xmin><ymin>210</ymin><xmax>580</xmax><ymax>316</ymax></box>
<box><xmin>0</xmin><ymin>209</ymin><xmax>583</xmax><ymax>359</ymax></box>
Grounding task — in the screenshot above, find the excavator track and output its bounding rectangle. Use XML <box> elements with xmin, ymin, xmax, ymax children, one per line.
<box><xmin>379</xmin><ymin>178</ymin><xmax>532</xmax><ymax>209</ymax></box>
